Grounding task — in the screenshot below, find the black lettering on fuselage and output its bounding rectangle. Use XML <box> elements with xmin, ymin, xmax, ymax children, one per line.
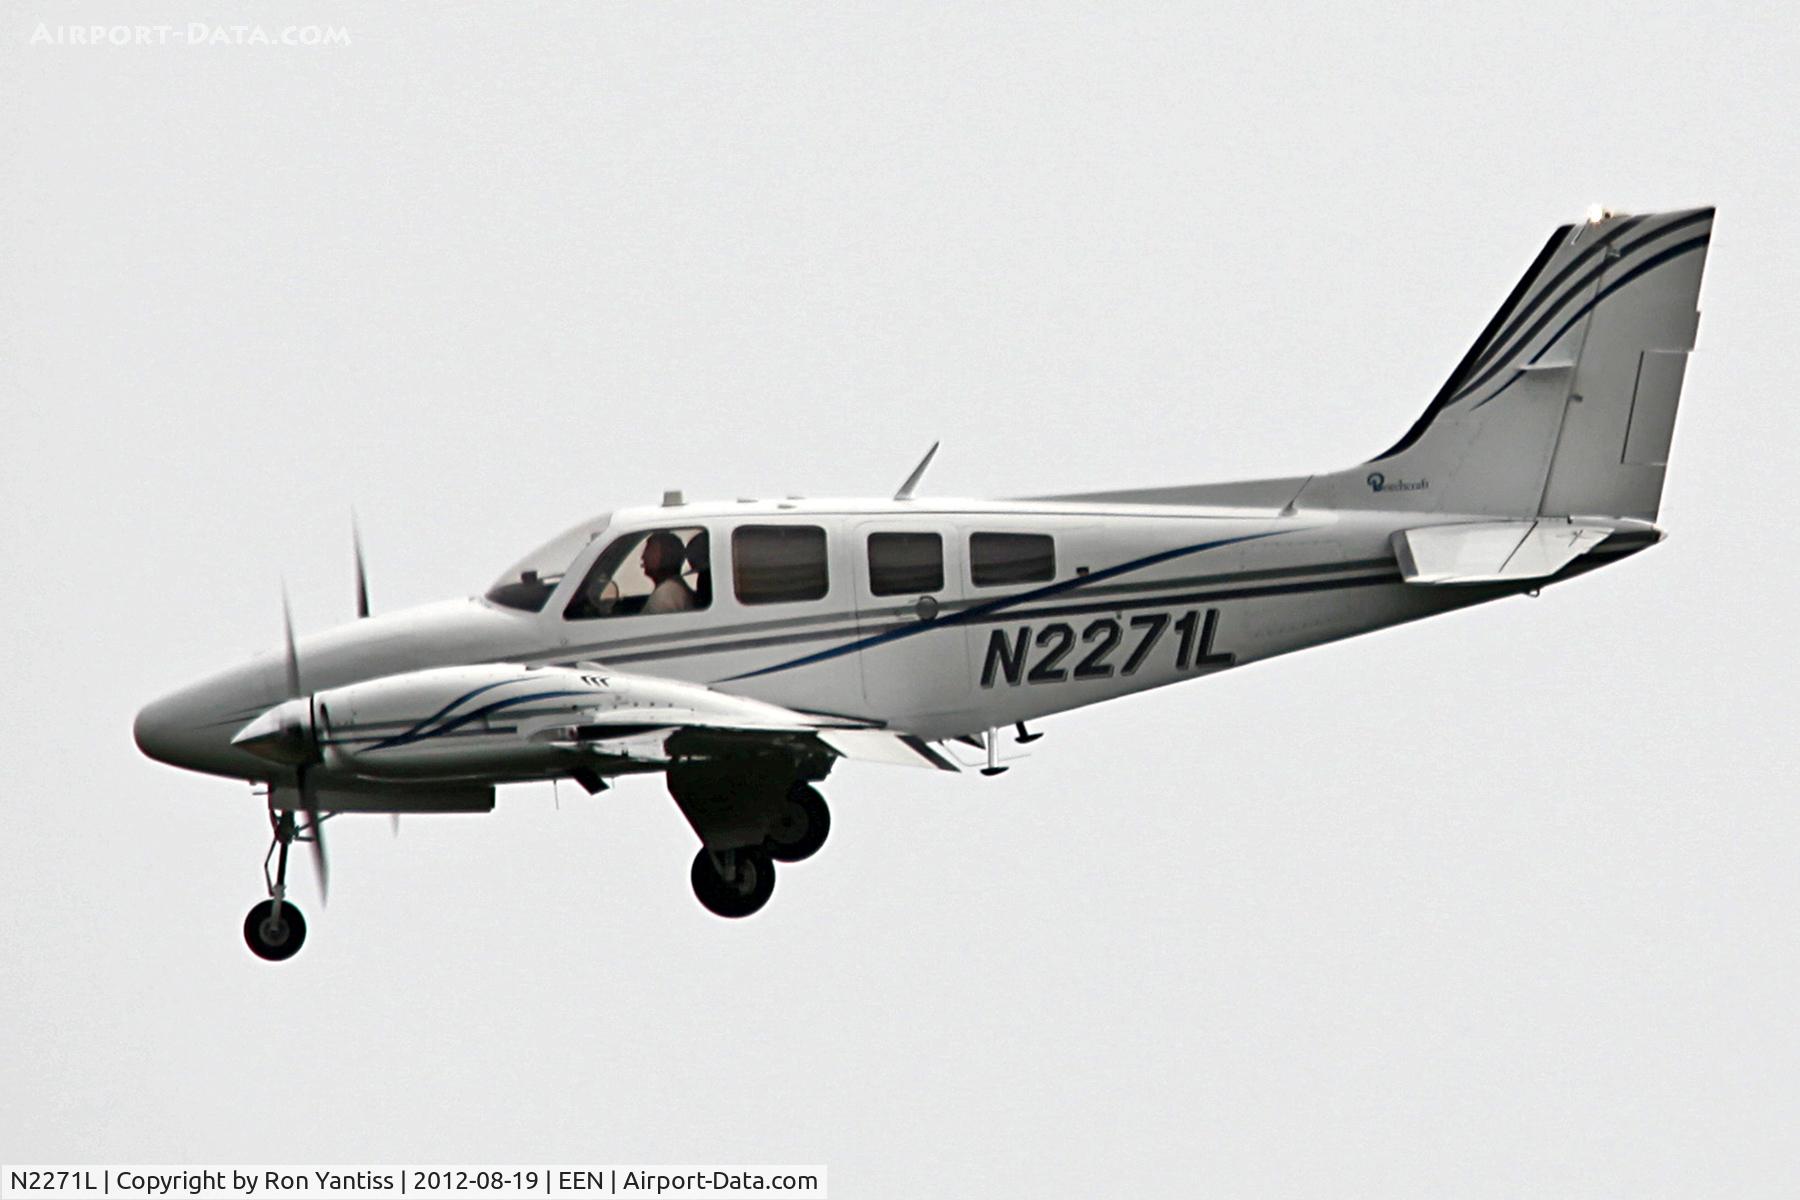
<box><xmin>981</xmin><ymin>627</ymin><xmax>1030</xmax><ymax>687</ymax></box>
<box><xmin>1027</xmin><ymin>623</ymin><xmax>1075</xmax><ymax>683</ymax></box>
<box><xmin>1074</xmin><ymin>618</ymin><xmax>1121</xmax><ymax>679</ymax></box>
<box><xmin>1122</xmin><ymin>612</ymin><xmax>1169</xmax><ymax>675</ymax></box>
<box><xmin>980</xmin><ymin>607</ymin><xmax>1233</xmax><ymax>689</ymax></box>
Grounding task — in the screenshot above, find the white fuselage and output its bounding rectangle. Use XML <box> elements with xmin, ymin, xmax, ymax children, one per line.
<box><xmin>134</xmin><ymin>495</ymin><xmax>1656</xmax><ymax>785</ymax></box>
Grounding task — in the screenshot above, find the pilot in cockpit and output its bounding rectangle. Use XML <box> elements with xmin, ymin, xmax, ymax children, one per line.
<box><xmin>639</xmin><ymin>530</ymin><xmax>698</xmax><ymax>614</ymax></box>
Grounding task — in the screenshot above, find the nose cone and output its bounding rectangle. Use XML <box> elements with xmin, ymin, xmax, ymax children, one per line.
<box><xmin>134</xmin><ymin>687</ymin><xmax>228</xmax><ymax>775</ymax></box>
<box><xmin>135</xmin><ymin>667</ymin><xmax>283</xmax><ymax>778</ymax></box>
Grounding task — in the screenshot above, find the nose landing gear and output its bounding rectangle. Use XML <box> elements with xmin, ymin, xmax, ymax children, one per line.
<box><xmin>244</xmin><ymin>897</ymin><xmax>306</xmax><ymax>961</ymax></box>
<box><xmin>244</xmin><ymin>809</ymin><xmax>316</xmax><ymax>961</ymax></box>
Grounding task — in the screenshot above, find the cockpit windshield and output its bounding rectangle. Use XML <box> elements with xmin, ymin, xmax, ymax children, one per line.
<box><xmin>483</xmin><ymin>513</ymin><xmax>613</xmax><ymax>612</ymax></box>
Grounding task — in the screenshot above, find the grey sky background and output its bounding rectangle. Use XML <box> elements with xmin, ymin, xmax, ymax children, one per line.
<box><xmin>3</xmin><ymin>3</ymin><xmax>1796</xmax><ymax>1195</ymax></box>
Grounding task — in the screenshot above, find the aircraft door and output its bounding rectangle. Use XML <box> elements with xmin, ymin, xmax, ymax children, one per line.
<box><xmin>853</xmin><ymin>521</ymin><xmax>972</xmax><ymax>721</ymax></box>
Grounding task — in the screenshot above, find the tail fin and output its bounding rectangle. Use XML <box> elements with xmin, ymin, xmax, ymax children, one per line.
<box><xmin>1305</xmin><ymin>207</ymin><xmax>1714</xmax><ymax>520</ymax></box>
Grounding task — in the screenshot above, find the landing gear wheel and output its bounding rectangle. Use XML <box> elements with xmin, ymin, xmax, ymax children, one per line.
<box><xmin>690</xmin><ymin>846</ymin><xmax>776</xmax><ymax>918</ymax></box>
<box><xmin>766</xmin><ymin>784</ymin><xmax>830</xmax><ymax>863</ymax></box>
<box><xmin>243</xmin><ymin>899</ymin><xmax>307</xmax><ymax>961</ymax></box>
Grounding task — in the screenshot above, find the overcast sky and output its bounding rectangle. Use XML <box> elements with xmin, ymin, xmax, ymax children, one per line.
<box><xmin>4</xmin><ymin>3</ymin><xmax>1797</xmax><ymax>1196</ymax></box>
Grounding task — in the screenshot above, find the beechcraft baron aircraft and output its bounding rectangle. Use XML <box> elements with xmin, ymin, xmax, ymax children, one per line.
<box><xmin>137</xmin><ymin>206</ymin><xmax>1713</xmax><ymax>959</ymax></box>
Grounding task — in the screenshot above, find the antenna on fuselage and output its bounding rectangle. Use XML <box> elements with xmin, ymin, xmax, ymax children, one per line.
<box><xmin>894</xmin><ymin>441</ymin><xmax>940</xmax><ymax>501</ymax></box>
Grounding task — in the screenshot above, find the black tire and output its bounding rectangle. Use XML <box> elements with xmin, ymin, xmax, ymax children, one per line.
<box><xmin>690</xmin><ymin>846</ymin><xmax>776</xmax><ymax>918</ymax></box>
<box><xmin>243</xmin><ymin>899</ymin><xmax>307</xmax><ymax>961</ymax></box>
<box><xmin>766</xmin><ymin>783</ymin><xmax>830</xmax><ymax>863</ymax></box>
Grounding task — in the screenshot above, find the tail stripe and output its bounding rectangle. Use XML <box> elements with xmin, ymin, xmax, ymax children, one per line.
<box><xmin>1370</xmin><ymin>225</ymin><xmax>1568</xmax><ymax>462</ymax></box>
<box><xmin>1451</xmin><ymin>209</ymin><xmax>1713</xmax><ymax>407</ymax></box>
<box><xmin>1457</xmin><ymin>215</ymin><xmax>1645</xmax><ymax>382</ymax></box>
<box><xmin>1470</xmin><ymin>233</ymin><xmax>1711</xmax><ymax>410</ymax></box>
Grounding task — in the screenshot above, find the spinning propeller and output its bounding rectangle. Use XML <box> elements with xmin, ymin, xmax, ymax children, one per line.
<box><xmin>353</xmin><ymin>513</ymin><xmax>371</xmax><ymax>620</ymax></box>
<box><xmin>230</xmin><ymin>587</ymin><xmax>331</xmax><ymax>899</ymax></box>
<box><xmin>231</xmin><ymin>515</ymin><xmax>378</xmax><ymax>900</ymax></box>
<box><xmin>282</xmin><ymin>587</ymin><xmax>329</xmax><ymax>901</ymax></box>
<box><xmin>350</xmin><ymin>516</ymin><xmax>398</xmax><ymax>833</ymax></box>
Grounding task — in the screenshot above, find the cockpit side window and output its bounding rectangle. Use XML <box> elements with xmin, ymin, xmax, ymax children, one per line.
<box><xmin>564</xmin><ymin>526</ymin><xmax>712</xmax><ymax>620</ymax></box>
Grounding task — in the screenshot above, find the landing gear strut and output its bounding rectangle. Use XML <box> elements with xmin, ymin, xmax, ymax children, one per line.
<box><xmin>245</xmin><ymin>810</ymin><xmax>309</xmax><ymax>961</ymax></box>
<box><xmin>690</xmin><ymin>845</ymin><xmax>776</xmax><ymax>918</ymax></box>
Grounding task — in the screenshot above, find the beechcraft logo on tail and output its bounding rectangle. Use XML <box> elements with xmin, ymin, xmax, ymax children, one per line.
<box><xmin>1366</xmin><ymin>472</ymin><xmax>1428</xmax><ymax>493</ymax></box>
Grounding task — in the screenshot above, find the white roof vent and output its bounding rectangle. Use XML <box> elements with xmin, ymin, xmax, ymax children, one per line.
<box><xmin>661</xmin><ymin>489</ymin><xmax>685</xmax><ymax>507</ymax></box>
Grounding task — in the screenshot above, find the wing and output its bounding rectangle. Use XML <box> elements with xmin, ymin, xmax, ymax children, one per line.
<box><xmin>313</xmin><ymin>662</ymin><xmax>961</xmax><ymax>786</ymax></box>
<box><xmin>537</xmin><ymin>695</ymin><xmax>960</xmax><ymax>773</ymax></box>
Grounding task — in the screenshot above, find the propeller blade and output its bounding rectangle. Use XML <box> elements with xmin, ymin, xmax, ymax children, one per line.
<box><xmin>279</xmin><ymin>596</ymin><xmax>325</xmax><ymax>899</ymax></box>
<box><xmin>306</xmin><ymin>812</ymin><xmax>329</xmax><ymax>901</ymax></box>
<box><xmin>352</xmin><ymin>514</ymin><xmax>371</xmax><ymax>619</ymax></box>
<box><xmin>280</xmin><ymin>583</ymin><xmax>302</xmax><ymax>699</ymax></box>
<box><xmin>299</xmin><ymin>757</ymin><xmax>328</xmax><ymax>905</ymax></box>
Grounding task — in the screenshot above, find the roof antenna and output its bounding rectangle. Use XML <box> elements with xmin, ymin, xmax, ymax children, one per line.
<box><xmin>894</xmin><ymin>441</ymin><xmax>940</xmax><ymax>501</ymax></box>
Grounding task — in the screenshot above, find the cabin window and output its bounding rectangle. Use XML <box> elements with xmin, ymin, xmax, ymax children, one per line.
<box><xmin>970</xmin><ymin>532</ymin><xmax>1055</xmax><ymax>587</ymax></box>
<box><xmin>868</xmin><ymin>532</ymin><xmax>944</xmax><ymax>596</ymax></box>
<box><xmin>564</xmin><ymin>526</ymin><xmax>711</xmax><ymax>619</ymax></box>
<box><xmin>734</xmin><ymin>525</ymin><xmax>829</xmax><ymax>605</ymax></box>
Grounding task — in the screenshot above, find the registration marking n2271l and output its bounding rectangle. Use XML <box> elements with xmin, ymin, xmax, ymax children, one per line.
<box><xmin>979</xmin><ymin>608</ymin><xmax>1233</xmax><ymax>688</ymax></box>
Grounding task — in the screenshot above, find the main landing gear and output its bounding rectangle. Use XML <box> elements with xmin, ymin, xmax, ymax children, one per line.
<box><xmin>673</xmin><ymin>770</ymin><xmax>833</xmax><ymax>919</ymax></box>
<box><xmin>690</xmin><ymin>845</ymin><xmax>776</xmax><ymax>918</ymax></box>
<box><xmin>766</xmin><ymin>783</ymin><xmax>830</xmax><ymax>863</ymax></box>
<box><xmin>244</xmin><ymin>809</ymin><xmax>317</xmax><ymax>961</ymax></box>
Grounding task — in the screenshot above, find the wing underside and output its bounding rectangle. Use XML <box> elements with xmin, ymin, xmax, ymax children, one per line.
<box><xmin>544</xmin><ymin>705</ymin><xmax>960</xmax><ymax>772</ymax></box>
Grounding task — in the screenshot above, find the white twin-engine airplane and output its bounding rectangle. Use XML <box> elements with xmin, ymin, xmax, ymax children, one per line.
<box><xmin>137</xmin><ymin>206</ymin><xmax>1713</xmax><ymax>959</ymax></box>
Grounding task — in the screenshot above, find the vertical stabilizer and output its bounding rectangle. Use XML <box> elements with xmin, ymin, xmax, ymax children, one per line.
<box><xmin>1302</xmin><ymin>208</ymin><xmax>1713</xmax><ymax>520</ymax></box>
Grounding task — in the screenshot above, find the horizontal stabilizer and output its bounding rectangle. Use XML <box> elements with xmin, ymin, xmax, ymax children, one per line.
<box><xmin>1393</xmin><ymin>520</ymin><xmax>1615</xmax><ymax>585</ymax></box>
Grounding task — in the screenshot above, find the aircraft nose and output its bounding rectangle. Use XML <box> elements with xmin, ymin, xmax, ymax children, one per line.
<box><xmin>134</xmin><ymin>676</ymin><xmax>269</xmax><ymax>778</ymax></box>
<box><xmin>134</xmin><ymin>689</ymin><xmax>212</xmax><ymax>771</ymax></box>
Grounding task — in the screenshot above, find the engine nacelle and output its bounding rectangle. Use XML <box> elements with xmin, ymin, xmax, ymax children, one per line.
<box><xmin>232</xmin><ymin>662</ymin><xmax>822</xmax><ymax>785</ymax></box>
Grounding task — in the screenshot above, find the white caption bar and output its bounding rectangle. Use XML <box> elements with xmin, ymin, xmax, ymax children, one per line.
<box><xmin>2</xmin><ymin>1167</ymin><xmax>826</xmax><ymax>1200</ymax></box>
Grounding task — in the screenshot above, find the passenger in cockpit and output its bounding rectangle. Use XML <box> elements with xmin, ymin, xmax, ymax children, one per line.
<box><xmin>685</xmin><ymin>529</ymin><xmax>712</xmax><ymax>609</ymax></box>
